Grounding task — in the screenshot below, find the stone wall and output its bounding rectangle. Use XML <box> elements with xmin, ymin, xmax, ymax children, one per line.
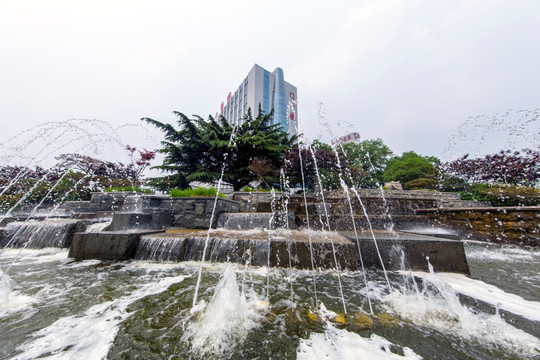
<box><xmin>104</xmin><ymin>195</ymin><xmax>241</xmax><ymax>231</ymax></box>
<box><xmin>167</xmin><ymin>197</ymin><xmax>240</xmax><ymax>229</ymax></box>
<box><xmin>233</xmin><ymin>190</ymin><xmax>490</xmax><ymax>214</ymax></box>
<box><xmin>347</xmin><ymin>235</ymin><xmax>470</xmax><ymax>274</ymax></box>
<box><xmin>417</xmin><ymin>206</ymin><xmax>540</xmax><ymax>246</ymax></box>
<box><xmin>69</xmin><ymin>230</ymin><xmax>164</xmax><ymax>260</ymax></box>
<box><xmin>231</xmin><ymin>192</ymin><xmax>274</xmax><ymax>212</ymax></box>
<box><xmin>59</xmin><ymin>191</ymin><xmax>140</xmax><ymax>213</ymax></box>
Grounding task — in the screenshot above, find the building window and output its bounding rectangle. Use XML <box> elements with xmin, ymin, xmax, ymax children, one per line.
<box><xmin>263</xmin><ymin>70</ymin><xmax>270</xmax><ymax>113</ymax></box>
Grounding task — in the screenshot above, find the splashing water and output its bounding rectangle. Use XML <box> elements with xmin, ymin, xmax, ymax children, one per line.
<box><xmin>443</xmin><ymin>109</ymin><xmax>540</xmax><ymax>160</ymax></box>
<box><xmin>192</xmin><ymin>125</ymin><xmax>238</xmax><ymax>308</ymax></box>
<box><xmin>297</xmin><ymin>321</ymin><xmax>422</xmax><ymax>360</ymax></box>
<box><xmin>0</xmin><ymin>269</ymin><xmax>12</xmax><ymax>303</ymax></box>
<box><xmin>380</xmin><ymin>266</ymin><xmax>540</xmax><ymax>358</ymax></box>
<box><xmin>184</xmin><ymin>264</ymin><xmax>262</xmax><ymax>357</ymax></box>
<box><xmin>309</xmin><ymin>144</ymin><xmax>347</xmax><ymax>315</ymax></box>
<box><xmin>1</xmin><ymin>245</ymin><xmax>538</xmax><ymax>359</ymax></box>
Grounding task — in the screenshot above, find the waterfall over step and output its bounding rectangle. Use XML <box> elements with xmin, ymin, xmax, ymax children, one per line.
<box><xmin>3</xmin><ymin>219</ymin><xmax>81</xmax><ymax>249</ymax></box>
<box><xmin>133</xmin><ymin>230</ymin><xmax>356</xmax><ymax>270</ymax></box>
<box><xmin>134</xmin><ymin>236</ymin><xmax>186</xmax><ymax>262</ymax></box>
<box><xmin>217</xmin><ymin>212</ymin><xmax>297</xmax><ymax>230</ymax></box>
<box><xmin>134</xmin><ymin>235</ymin><xmax>269</xmax><ymax>264</ymax></box>
<box><xmin>85</xmin><ymin>220</ymin><xmax>112</xmax><ymax>232</ymax></box>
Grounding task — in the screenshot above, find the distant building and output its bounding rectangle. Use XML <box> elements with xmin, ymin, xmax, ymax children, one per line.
<box><xmin>331</xmin><ymin>132</ymin><xmax>361</xmax><ymax>145</ymax></box>
<box><xmin>217</xmin><ymin>64</ymin><xmax>298</xmax><ymax>136</ymax></box>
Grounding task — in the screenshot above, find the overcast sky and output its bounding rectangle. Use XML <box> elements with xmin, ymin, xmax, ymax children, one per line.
<box><xmin>1</xmin><ymin>0</ymin><xmax>539</xmax><ymax>165</ymax></box>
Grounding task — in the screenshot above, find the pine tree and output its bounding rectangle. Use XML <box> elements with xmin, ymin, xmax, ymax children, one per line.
<box><xmin>143</xmin><ymin>108</ymin><xmax>295</xmax><ymax>191</ymax></box>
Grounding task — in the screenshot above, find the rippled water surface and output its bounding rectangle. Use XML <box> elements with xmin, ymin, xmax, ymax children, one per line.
<box><xmin>1</xmin><ymin>241</ymin><xmax>539</xmax><ymax>359</ymax></box>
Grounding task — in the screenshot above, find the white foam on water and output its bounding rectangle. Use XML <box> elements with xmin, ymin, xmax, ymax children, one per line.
<box><xmin>0</xmin><ymin>269</ymin><xmax>12</xmax><ymax>301</ymax></box>
<box><xmin>417</xmin><ymin>272</ymin><xmax>540</xmax><ymax>322</ymax></box>
<box><xmin>297</xmin><ymin>322</ymin><xmax>422</xmax><ymax>360</ymax></box>
<box><xmin>1</xmin><ymin>248</ymin><xmax>69</xmax><ymax>264</ymax></box>
<box><xmin>125</xmin><ymin>260</ymin><xmax>194</xmax><ymax>273</ymax></box>
<box><xmin>0</xmin><ymin>269</ymin><xmax>35</xmax><ymax>318</ymax></box>
<box><xmin>61</xmin><ymin>259</ymin><xmax>102</xmax><ymax>269</ymax></box>
<box><xmin>466</xmin><ymin>245</ymin><xmax>539</xmax><ymax>262</ymax></box>
<box><xmin>14</xmin><ymin>274</ymin><xmax>186</xmax><ymax>360</ymax></box>
<box><xmin>183</xmin><ymin>264</ymin><xmax>262</xmax><ymax>357</ymax></box>
<box><xmin>384</xmin><ymin>271</ymin><xmax>540</xmax><ymax>358</ymax></box>
<box><xmin>1</xmin><ymin>267</ymin><xmax>39</xmax><ymax>318</ymax></box>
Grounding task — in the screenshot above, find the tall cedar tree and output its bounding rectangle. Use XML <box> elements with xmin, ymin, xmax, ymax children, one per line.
<box><xmin>143</xmin><ymin>109</ymin><xmax>295</xmax><ymax>191</ymax></box>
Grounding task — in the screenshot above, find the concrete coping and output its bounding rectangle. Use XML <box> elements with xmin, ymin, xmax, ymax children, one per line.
<box><xmin>124</xmin><ymin>194</ymin><xmax>171</xmax><ymax>199</ymax></box>
<box><xmin>416</xmin><ymin>206</ymin><xmax>540</xmax><ymax>213</ymax></box>
<box><xmin>91</xmin><ymin>191</ymin><xmax>141</xmax><ymax>195</ymax></box>
<box><xmin>149</xmin><ymin>228</ymin><xmax>353</xmax><ymax>244</ymax></box>
<box><xmin>89</xmin><ymin>229</ymin><xmax>165</xmax><ymax>235</ymax></box>
<box><xmin>168</xmin><ymin>197</ymin><xmax>240</xmax><ymax>205</ymax></box>
<box><xmin>340</xmin><ymin>230</ymin><xmax>462</xmax><ymax>242</ymax></box>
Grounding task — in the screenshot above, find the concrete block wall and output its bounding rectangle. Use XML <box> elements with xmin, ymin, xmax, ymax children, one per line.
<box><xmin>417</xmin><ymin>206</ymin><xmax>540</xmax><ymax>246</ymax></box>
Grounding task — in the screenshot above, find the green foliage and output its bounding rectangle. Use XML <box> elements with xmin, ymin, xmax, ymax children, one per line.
<box><xmin>341</xmin><ymin>138</ymin><xmax>393</xmax><ymax>188</ymax></box>
<box><xmin>284</xmin><ymin>141</ymin><xmax>348</xmax><ymax>191</ymax></box>
<box><xmin>170</xmin><ymin>187</ymin><xmax>226</xmax><ymax>198</ymax></box>
<box><xmin>460</xmin><ymin>184</ymin><xmax>540</xmax><ymax>206</ymax></box>
<box><xmin>0</xmin><ymin>194</ymin><xmax>23</xmax><ymax>212</ymax></box>
<box><xmin>146</xmin><ymin>174</ymin><xmax>188</xmax><ymax>193</ymax></box>
<box><xmin>383</xmin><ymin>151</ymin><xmax>439</xmax><ymax>186</ymax></box>
<box><xmin>437</xmin><ymin>174</ymin><xmax>470</xmax><ymax>192</ymax></box>
<box><xmin>105</xmin><ymin>186</ymin><xmax>154</xmax><ymax>194</ymax></box>
<box><xmin>404</xmin><ymin>178</ymin><xmax>437</xmax><ymax>190</ymax></box>
<box><xmin>0</xmin><ymin>166</ymin><xmax>135</xmax><ymax>213</ymax></box>
<box><xmin>311</xmin><ymin>139</ymin><xmax>333</xmax><ymax>152</ymax></box>
<box><xmin>143</xmin><ymin>109</ymin><xmax>295</xmax><ymax>191</ymax></box>
<box><xmin>240</xmin><ymin>186</ymin><xmax>271</xmax><ymax>192</ymax></box>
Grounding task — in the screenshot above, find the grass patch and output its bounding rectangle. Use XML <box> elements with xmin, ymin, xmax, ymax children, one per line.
<box><xmin>170</xmin><ymin>187</ymin><xmax>226</xmax><ymax>198</ymax></box>
<box><xmin>105</xmin><ymin>186</ymin><xmax>154</xmax><ymax>194</ymax></box>
<box><xmin>240</xmin><ymin>186</ymin><xmax>272</xmax><ymax>192</ymax></box>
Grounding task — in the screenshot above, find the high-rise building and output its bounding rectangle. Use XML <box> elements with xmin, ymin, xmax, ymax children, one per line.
<box><xmin>217</xmin><ymin>64</ymin><xmax>298</xmax><ymax>136</ymax></box>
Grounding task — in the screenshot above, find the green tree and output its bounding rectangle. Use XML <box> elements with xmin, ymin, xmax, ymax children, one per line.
<box><xmin>341</xmin><ymin>138</ymin><xmax>393</xmax><ymax>188</ymax></box>
<box><xmin>284</xmin><ymin>140</ymin><xmax>346</xmax><ymax>191</ymax></box>
<box><xmin>143</xmin><ymin>109</ymin><xmax>295</xmax><ymax>191</ymax></box>
<box><xmin>383</xmin><ymin>151</ymin><xmax>439</xmax><ymax>189</ymax></box>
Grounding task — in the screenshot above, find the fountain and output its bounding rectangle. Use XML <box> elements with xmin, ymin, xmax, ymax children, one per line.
<box><xmin>1</xmin><ymin>119</ymin><xmax>539</xmax><ymax>359</ymax></box>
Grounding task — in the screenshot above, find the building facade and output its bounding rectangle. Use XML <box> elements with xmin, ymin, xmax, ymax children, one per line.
<box><xmin>217</xmin><ymin>64</ymin><xmax>298</xmax><ymax>136</ymax></box>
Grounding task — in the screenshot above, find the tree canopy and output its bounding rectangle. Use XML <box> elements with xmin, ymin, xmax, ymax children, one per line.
<box><xmin>0</xmin><ymin>155</ymin><xmax>140</xmax><ymax>212</ymax></box>
<box><xmin>284</xmin><ymin>139</ymin><xmax>394</xmax><ymax>191</ymax></box>
<box><xmin>143</xmin><ymin>109</ymin><xmax>295</xmax><ymax>191</ymax></box>
<box><xmin>441</xmin><ymin>149</ymin><xmax>540</xmax><ymax>186</ymax></box>
<box><xmin>340</xmin><ymin>138</ymin><xmax>393</xmax><ymax>188</ymax></box>
<box><xmin>383</xmin><ymin>151</ymin><xmax>439</xmax><ymax>189</ymax></box>
<box><xmin>284</xmin><ymin>140</ymin><xmax>345</xmax><ymax>191</ymax></box>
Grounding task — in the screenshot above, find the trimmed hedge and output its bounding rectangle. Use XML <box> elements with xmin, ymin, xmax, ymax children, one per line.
<box><xmin>170</xmin><ymin>187</ymin><xmax>226</xmax><ymax>198</ymax></box>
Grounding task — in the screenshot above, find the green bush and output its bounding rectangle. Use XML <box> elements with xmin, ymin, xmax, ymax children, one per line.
<box><xmin>437</xmin><ymin>175</ymin><xmax>469</xmax><ymax>192</ymax></box>
<box><xmin>240</xmin><ymin>186</ymin><xmax>272</xmax><ymax>192</ymax></box>
<box><xmin>461</xmin><ymin>184</ymin><xmax>540</xmax><ymax>206</ymax></box>
<box><xmin>106</xmin><ymin>186</ymin><xmax>154</xmax><ymax>194</ymax></box>
<box><xmin>0</xmin><ymin>194</ymin><xmax>23</xmax><ymax>212</ymax></box>
<box><xmin>170</xmin><ymin>187</ymin><xmax>226</xmax><ymax>198</ymax></box>
<box><xmin>404</xmin><ymin>178</ymin><xmax>437</xmax><ymax>190</ymax></box>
